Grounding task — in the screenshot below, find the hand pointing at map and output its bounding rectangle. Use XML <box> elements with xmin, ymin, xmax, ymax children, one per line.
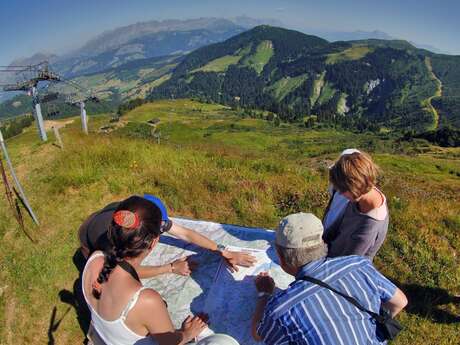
<box><xmin>221</xmin><ymin>250</ymin><xmax>257</xmax><ymax>272</ymax></box>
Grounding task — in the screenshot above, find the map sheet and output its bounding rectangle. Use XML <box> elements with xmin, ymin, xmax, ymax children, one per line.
<box><xmin>141</xmin><ymin>218</ymin><xmax>293</xmax><ymax>344</ymax></box>
<box><xmin>202</xmin><ymin>246</ymin><xmax>293</xmax><ymax>344</ymax></box>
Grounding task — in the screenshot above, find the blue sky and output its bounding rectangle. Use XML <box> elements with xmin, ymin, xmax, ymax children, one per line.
<box><xmin>0</xmin><ymin>0</ymin><xmax>459</xmax><ymax>65</ymax></box>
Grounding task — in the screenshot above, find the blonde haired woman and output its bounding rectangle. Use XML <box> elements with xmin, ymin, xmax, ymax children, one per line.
<box><xmin>323</xmin><ymin>149</ymin><xmax>389</xmax><ymax>260</ymax></box>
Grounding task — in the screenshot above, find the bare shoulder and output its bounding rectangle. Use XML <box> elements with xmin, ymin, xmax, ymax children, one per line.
<box><xmin>84</xmin><ymin>252</ymin><xmax>105</xmax><ymax>281</ymax></box>
<box><xmin>87</xmin><ymin>251</ymin><xmax>105</xmax><ymax>268</ymax></box>
<box><xmin>89</xmin><ymin>250</ymin><xmax>105</xmax><ymax>260</ymax></box>
<box><xmin>138</xmin><ymin>288</ymin><xmax>165</xmax><ymax>308</ymax></box>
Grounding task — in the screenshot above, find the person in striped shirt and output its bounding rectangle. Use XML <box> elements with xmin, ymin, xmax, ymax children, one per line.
<box><xmin>251</xmin><ymin>213</ymin><xmax>407</xmax><ymax>345</ymax></box>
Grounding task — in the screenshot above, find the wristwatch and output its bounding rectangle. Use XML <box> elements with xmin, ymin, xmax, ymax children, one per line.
<box><xmin>258</xmin><ymin>292</ymin><xmax>272</xmax><ymax>298</ymax></box>
<box><xmin>216</xmin><ymin>244</ymin><xmax>226</xmax><ymax>253</ymax></box>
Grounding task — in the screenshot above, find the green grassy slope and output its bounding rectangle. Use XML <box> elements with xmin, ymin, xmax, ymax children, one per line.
<box><xmin>266</xmin><ymin>74</ymin><xmax>308</xmax><ymax>101</ymax></box>
<box><xmin>326</xmin><ymin>45</ymin><xmax>374</xmax><ymax>64</ymax></box>
<box><xmin>242</xmin><ymin>40</ymin><xmax>274</xmax><ymax>73</ymax></box>
<box><xmin>192</xmin><ymin>55</ymin><xmax>242</xmax><ymax>73</ymax></box>
<box><xmin>0</xmin><ymin>99</ymin><xmax>459</xmax><ymax>344</ymax></box>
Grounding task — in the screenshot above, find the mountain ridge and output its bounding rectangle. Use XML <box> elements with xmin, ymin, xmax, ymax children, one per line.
<box><xmin>150</xmin><ymin>25</ymin><xmax>460</xmax><ymax>132</ymax></box>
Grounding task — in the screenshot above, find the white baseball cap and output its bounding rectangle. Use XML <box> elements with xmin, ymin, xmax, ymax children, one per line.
<box><xmin>276</xmin><ymin>213</ymin><xmax>324</xmax><ymax>249</ymax></box>
<box><xmin>340</xmin><ymin>148</ymin><xmax>361</xmax><ymax>156</ymax></box>
<box><xmin>329</xmin><ymin>148</ymin><xmax>361</xmax><ymax>169</ymax></box>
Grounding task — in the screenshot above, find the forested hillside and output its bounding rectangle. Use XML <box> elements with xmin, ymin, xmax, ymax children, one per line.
<box><xmin>150</xmin><ymin>25</ymin><xmax>460</xmax><ymax>132</ymax></box>
<box><xmin>431</xmin><ymin>55</ymin><xmax>460</xmax><ymax>128</ymax></box>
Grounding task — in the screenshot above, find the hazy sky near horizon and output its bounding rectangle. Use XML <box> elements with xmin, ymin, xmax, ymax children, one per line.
<box><xmin>0</xmin><ymin>0</ymin><xmax>459</xmax><ymax>65</ymax></box>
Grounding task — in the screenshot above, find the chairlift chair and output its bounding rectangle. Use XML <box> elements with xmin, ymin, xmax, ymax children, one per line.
<box><xmin>47</xmin><ymin>103</ymin><xmax>60</xmax><ymax>118</ymax></box>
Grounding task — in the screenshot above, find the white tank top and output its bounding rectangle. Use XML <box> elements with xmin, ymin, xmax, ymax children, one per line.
<box><xmin>82</xmin><ymin>253</ymin><xmax>158</xmax><ymax>345</ymax></box>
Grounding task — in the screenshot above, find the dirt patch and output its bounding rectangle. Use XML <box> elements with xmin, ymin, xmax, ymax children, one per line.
<box><xmin>98</xmin><ymin>120</ymin><xmax>128</xmax><ymax>133</ymax></box>
<box><xmin>44</xmin><ymin>119</ymin><xmax>74</xmax><ymax>131</ymax></box>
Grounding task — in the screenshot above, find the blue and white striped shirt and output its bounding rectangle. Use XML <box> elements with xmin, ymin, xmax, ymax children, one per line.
<box><xmin>257</xmin><ymin>256</ymin><xmax>396</xmax><ymax>345</ymax></box>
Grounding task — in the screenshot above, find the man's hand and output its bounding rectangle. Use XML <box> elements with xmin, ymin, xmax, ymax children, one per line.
<box><xmin>171</xmin><ymin>256</ymin><xmax>198</xmax><ymax>276</ymax></box>
<box><xmin>181</xmin><ymin>313</ymin><xmax>209</xmax><ymax>343</ymax></box>
<box><xmin>222</xmin><ymin>250</ymin><xmax>257</xmax><ymax>272</ymax></box>
<box><xmin>255</xmin><ymin>272</ymin><xmax>275</xmax><ymax>294</ymax></box>
<box><xmin>252</xmin><ymin>273</ymin><xmax>274</xmax><ymax>342</ymax></box>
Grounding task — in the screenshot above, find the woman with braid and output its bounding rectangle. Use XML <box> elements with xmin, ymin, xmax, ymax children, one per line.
<box><xmin>79</xmin><ymin>194</ymin><xmax>256</xmax><ymax>278</ymax></box>
<box><xmin>82</xmin><ymin>196</ymin><xmax>208</xmax><ymax>345</ymax></box>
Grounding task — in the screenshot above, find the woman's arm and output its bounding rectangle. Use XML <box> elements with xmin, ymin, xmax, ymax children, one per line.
<box><xmin>139</xmin><ymin>289</ymin><xmax>207</xmax><ymax>345</ymax></box>
<box><xmin>168</xmin><ymin>223</ymin><xmax>257</xmax><ymax>271</ymax></box>
<box><xmin>169</xmin><ymin>223</ymin><xmax>219</xmax><ymax>251</ymax></box>
<box><xmin>138</xmin><ymin>257</ymin><xmax>198</xmax><ymax>279</ymax></box>
<box><xmin>137</xmin><ymin>264</ymin><xmax>173</xmax><ymax>279</ymax></box>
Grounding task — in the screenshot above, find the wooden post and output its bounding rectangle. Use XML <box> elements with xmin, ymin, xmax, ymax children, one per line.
<box><xmin>0</xmin><ymin>129</ymin><xmax>40</xmax><ymax>225</ymax></box>
<box><xmin>52</xmin><ymin>126</ymin><xmax>64</xmax><ymax>149</ymax></box>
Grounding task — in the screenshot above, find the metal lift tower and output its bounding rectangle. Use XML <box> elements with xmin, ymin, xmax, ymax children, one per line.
<box><xmin>65</xmin><ymin>93</ymin><xmax>99</xmax><ymax>135</ymax></box>
<box><xmin>0</xmin><ymin>62</ymin><xmax>60</xmax><ymax>141</ymax></box>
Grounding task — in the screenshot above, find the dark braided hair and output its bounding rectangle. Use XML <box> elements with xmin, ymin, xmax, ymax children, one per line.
<box><xmin>92</xmin><ymin>196</ymin><xmax>162</xmax><ymax>298</ymax></box>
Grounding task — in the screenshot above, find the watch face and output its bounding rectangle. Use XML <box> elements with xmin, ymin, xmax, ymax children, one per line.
<box><xmin>217</xmin><ymin>244</ymin><xmax>226</xmax><ymax>252</ymax></box>
<box><xmin>160</xmin><ymin>219</ymin><xmax>173</xmax><ymax>233</ymax></box>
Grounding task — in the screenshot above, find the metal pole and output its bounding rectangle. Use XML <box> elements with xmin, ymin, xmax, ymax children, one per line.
<box><xmin>32</xmin><ymin>86</ymin><xmax>47</xmax><ymax>141</ymax></box>
<box><xmin>52</xmin><ymin>126</ymin><xmax>64</xmax><ymax>149</ymax></box>
<box><xmin>0</xmin><ymin>129</ymin><xmax>40</xmax><ymax>225</ymax></box>
<box><xmin>80</xmin><ymin>101</ymin><xmax>88</xmax><ymax>134</ymax></box>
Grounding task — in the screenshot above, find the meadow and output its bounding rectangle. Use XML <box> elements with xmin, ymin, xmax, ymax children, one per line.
<box><xmin>0</xmin><ymin>99</ymin><xmax>459</xmax><ymax>344</ymax></box>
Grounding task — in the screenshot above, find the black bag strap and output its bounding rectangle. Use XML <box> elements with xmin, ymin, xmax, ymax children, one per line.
<box><xmin>118</xmin><ymin>260</ymin><xmax>141</xmax><ymax>282</ymax></box>
<box><xmin>300</xmin><ymin>275</ymin><xmax>385</xmax><ymax>323</ymax></box>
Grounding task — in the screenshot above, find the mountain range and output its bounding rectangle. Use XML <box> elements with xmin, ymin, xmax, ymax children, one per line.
<box><xmin>150</xmin><ymin>25</ymin><xmax>460</xmax><ymax>131</ymax></box>
<box><xmin>6</xmin><ymin>17</ymin><xmax>282</xmax><ymax>79</ymax></box>
<box><xmin>4</xmin><ymin>17</ymin><xmax>448</xmax><ymax>80</ymax></box>
<box><xmin>1</xmin><ymin>19</ymin><xmax>459</xmax><ymax>133</ymax></box>
<box><xmin>0</xmin><ymin>17</ymin><xmax>276</xmax><ymax>103</ymax></box>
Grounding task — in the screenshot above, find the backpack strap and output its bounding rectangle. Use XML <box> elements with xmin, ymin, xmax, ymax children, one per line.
<box><xmin>118</xmin><ymin>260</ymin><xmax>141</xmax><ymax>282</ymax></box>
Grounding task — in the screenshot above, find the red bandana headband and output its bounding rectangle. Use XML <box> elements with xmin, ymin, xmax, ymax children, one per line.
<box><xmin>113</xmin><ymin>210</ymin><xmax>141</xmax><ymax>230</ymax></box>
